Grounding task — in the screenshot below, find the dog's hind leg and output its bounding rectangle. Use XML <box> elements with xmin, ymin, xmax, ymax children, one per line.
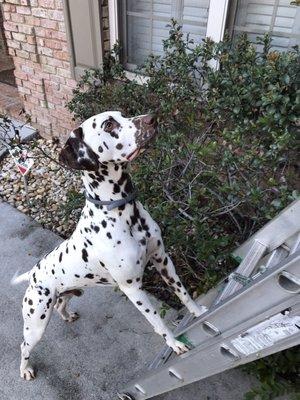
<box><xmin>54</xmin><ymin>289</ymin><xmax>82</xmax><ymax>322</ymax></box>
<box><xmin>20</xmin><ymin>285</ymin><xmax>56</xmax><ymax>380</ymax></box>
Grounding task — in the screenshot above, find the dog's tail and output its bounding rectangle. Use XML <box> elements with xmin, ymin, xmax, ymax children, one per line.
<box><xmin>11</xmin><ymin>270</ymin><xmax>30</xmax><ymax>285</ymax></box>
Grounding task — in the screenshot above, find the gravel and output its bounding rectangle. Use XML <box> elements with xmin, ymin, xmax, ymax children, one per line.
<box><xmin>0</xmin><ymin>137</ymin><xmax>83</xmax><ymax>238</ymax></box>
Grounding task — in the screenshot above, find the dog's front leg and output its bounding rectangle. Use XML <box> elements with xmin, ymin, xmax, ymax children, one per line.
<box><xmin>151</xmin><ymin>250</ymin><xmax>207</xmax><ymax>317</ymax></box>
<box><xmin>119</xmin><ymin>282</ymin><xmax>189</xmax><ymax>355</ymax></box>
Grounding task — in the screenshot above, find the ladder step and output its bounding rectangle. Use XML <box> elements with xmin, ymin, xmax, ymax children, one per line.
<box><xmin>214</xmin><ymin>239</ymin><xmax>267</xmax><ymax>304</ymax></box>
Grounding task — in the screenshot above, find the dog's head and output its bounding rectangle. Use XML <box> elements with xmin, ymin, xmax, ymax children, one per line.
<box><xmin>59</xmin><ymin>111</ymin><xmax>157</xmax><ymax>171</ymax></box>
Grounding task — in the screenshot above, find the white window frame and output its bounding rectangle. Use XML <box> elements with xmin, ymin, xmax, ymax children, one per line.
<box><xmin>108</xmin><ymin>0</ymin><xmax>230</xmax><ymax>77</ymax></box>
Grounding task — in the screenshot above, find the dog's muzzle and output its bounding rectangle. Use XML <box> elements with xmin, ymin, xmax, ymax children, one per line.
<box><xmin>134</xmin><ymin>114</ymin><xmax>158</xmax><ymax>149</ymax></box>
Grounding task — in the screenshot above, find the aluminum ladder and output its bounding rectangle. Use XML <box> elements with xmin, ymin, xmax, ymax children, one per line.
<box><xmin>118</xmin><ymin>199</ymin><xmax>300</xmax><ymax>400</ymax></box>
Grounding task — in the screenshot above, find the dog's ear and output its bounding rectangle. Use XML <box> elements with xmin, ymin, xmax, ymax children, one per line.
<box><xmin>59</xmin><ymin>127</ymin><xmax>99</xmax><ymax>171</ymax></box>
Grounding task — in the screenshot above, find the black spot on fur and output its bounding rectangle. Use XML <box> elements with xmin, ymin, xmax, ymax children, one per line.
<box><xmin>40</xmin><ymin>314</ymin><xmax>46</xmax><ymax>320</ymax></box>
<box><xmin>137</xmin><ymin>301</ymin><xmax>142</xmax><ymax>306</ymax></box>
<box><xmin>93</xmin><ymin>225</ymin><xmax>100</xmax><ymax>233</ymax></box>
<box><xmin>106</xmin><ymin>232</ymin><xmax>112</xmax><ymax>239</ymax></box>
<box><xmin>85</xmin><ymin>273</ymin><xmax>94</xmax><ymax>279</ymax></box>
<box><xmin>116</xmin><ymin>143</ymin><xmax>123</xmax><ymax>150</ymax></box>
<box><xmin>127</xmin><ymin>279</ymin><xmax>132</xmax><ymax>284</ymax></box>
<box><xmin>82</xmin><ymin>248</ymin><xmax>88</xmax><ymax>262</ymax></box>
<box><xmin>59</xmin><ymin>252</ymin><xmax>63</xmax><ymax>262</ymax></box>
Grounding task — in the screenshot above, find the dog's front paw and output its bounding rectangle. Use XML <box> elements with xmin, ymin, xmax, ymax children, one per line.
<box><xmin>66</xmin><ymin>312</ymin><xmax>79</xmax><ymax>322</ymax></box>
<box><xmin>167</xmin><ymin>339</ymin><xmax>190</xmax><ymax>355</ymax></box>
<box><xmin>20</xmin><ymin>366</ymin><xmax>35</xmax><ymax>380</ymax></box>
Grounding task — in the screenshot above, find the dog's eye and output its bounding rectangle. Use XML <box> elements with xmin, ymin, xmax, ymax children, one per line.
<box><xmin>105</xmin><ymin>121</ymin><xmax>113</xmax><ymax>131</ymax></box>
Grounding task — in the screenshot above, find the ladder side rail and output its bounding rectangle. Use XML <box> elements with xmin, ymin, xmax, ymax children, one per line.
<box><xmin>174</xmin><ymin>250</ymin><xmax>300</xmax><ymax>339</ymax></box>
<box><xmin>234</xmin><ymin>199</ymin><xmax>300</xmax><ymax>260</ymax></box>
<box><xmin>120</xmin><ymin>297</ymin><xmax>300</xmax><ymax>400</ymax></box>
<box><xmin>120</xmin><ymin>251</ymin><xmax>300</xmax><ymax>393</ymax></box>
<box><xmin>120</xmin><ymin>325</ymin><xmax>299</xmax><ymax>400</ymax></box>
<box><xmin>150</xmin><ymin>250</ymin><xmax>300</xmax><ymax>369</ymax></box>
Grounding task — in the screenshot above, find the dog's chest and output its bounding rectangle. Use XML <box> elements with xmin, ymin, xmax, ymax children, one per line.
<box><xmin>76</xmin><ymin>203</ymin><xmax>150</xmax><ymax>262</ymax></box>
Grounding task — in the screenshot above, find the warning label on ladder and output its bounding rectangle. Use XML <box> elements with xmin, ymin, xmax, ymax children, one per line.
<box><xmin>231</xmin><ymin>312</ymin><xmax>300</xmax><ymax>356</ymax></box>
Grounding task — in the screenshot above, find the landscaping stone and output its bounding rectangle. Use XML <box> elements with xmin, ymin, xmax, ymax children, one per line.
<box><xmin>0</xmin><ymin>136</ymin><xmax>82</xmax><ymax>238</ymax></box>
<box><xmin>0</xmin><ymin>117</ymin><xmax>37</xmax><ymax>160</ymax></box>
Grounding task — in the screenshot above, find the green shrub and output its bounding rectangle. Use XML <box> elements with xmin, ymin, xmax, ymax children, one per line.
<box><xmin>67</xmin><ymin>20</ymin><xmax>299</xmax><ymax>399</ymax></box>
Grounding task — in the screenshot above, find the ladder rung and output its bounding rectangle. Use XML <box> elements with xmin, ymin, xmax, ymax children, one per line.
<box><xmin>214</xmin><ymin>239</ymin><xmax>267</xmax><ymax>304</ymax></box>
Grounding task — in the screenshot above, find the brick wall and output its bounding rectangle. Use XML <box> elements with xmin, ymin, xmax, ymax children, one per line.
<box><xmin>102</xmin><ymin>0</ymin><xmax>109</xmax><ymax>54</ymax></box>
<box><xmin>0</xmin><ymin>6</ymin><xmax>7</xmax><ymax>53</ymax></box>
<box><xmin>1</xmin><ymin>0</ymin><xmax>110</xmax><ymax>139</ymax></box>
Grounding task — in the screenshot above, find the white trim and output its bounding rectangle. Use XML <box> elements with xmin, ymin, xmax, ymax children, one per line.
<box><xmin>206</xmin><ymin>0</ymin><xmax>230</xmax><ymax>42</ymax></box>
<box><xmin>108</xmin><ymin>0</ymin><xmax>118</xmax><ymax>49</ymax></box>
<box><xmin>206</xmin><ymin>0</ymin><xmax>230</xmax><ymax>69</ymax></box>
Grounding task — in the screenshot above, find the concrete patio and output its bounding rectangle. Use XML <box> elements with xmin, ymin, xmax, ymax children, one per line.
<box><xmin>0</xmin><ymin>200</ymin><xmax>259</xmax><ymax>400</ymax></box>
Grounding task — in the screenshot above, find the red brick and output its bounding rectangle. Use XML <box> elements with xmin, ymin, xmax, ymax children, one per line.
<box><xmin>44</xmin><ymin>38</ymin><xmax>62</xmax><ymax>49</ymax></box>
<box><xmin>26</xmin><ymin>35</ymin><xmax>37</xmax><ymax>44</ymax></box>
<box><xmin>42</xmin><ymin>64</ymin><xmax>56</xmax><ymax>74</ymax></box>
<box><xmin>23</xmin><ymin>80</ymin><xmax>37</xmax><ymax>90</ymax></box>
<box><xmin>38</xmin><ymin>0</ymin><xmax>55</xmax><ymax>8</ymax></box>
<box><xmin>66</xmin><ymin>78</ymin><xmax>77</xmax><ymax>89</ymax></box>
<box><xmin>3</xmin><ymin>21</ymin><xmax>18</xmax><ymax>32</ymax></box>
<box><xmin>53</xmin><ymin>50</ymin><xmax>69</xmax><ymax>61</ymax></box>
<box><xmin>56</xmin><ymin>67</ymin><xmax>71</xmax><ymax>78</ymax></box>
<box><xmin>14</xmin><ymin>70</ymin><xmax>28</xmax><ymax>80</ymax></box>
<box><xmin>48</xmin><ymin>10</ymin><xmax>64</xmax><ymax>21</ymax></box>
<box><xmin>43</xmin><ymin>56</ymin><xmax>63</xmax><ymax>67</ymax></box>
<box><xmin>31</xmin><ymin>7</ymin><xmax>48</xmax><ymax>18</ymax></box>
<box><xmin>18</xmin><ymin>86</ymin><xmax>31</xmax><ymax>94</ymax></box>
<box><xmin>2</xmin><ymin>4</ymin><xmax>17</xmax><ymax>12</ymax></box>
<box><xmin>21</xmin><ymin>65</ymin><xmax>34</xmax><ymax>74</ymax></box>
<box><xmin>6</xmin><ymin>38</ymin><xmax>21</xmax><ymax>49</ymax></box>
<box><xmin>3</xmin><ymin>11</ymin><xmax>12</xmax><ymax>20</ymax></box>
<box><xmin>16</xmin><ymin>5</ymin><xmax>31</xmax><ymax>14</ymax></box>
<box><xmin>55</xmin><ymin>0</ymin><xmax>63</xmax><ymax>9</ymax></box>
<box><xmin>36</xmin><ymin>37</ymin><xmax>44</xmax><ymax>46</ymax></box>
<box><xmin>38</xmin><ymin>46</ymin><xmax>53</xmax><ymax>56</ymax></box>
<box><xmin>18</xmin><ymin>24</ymin><xmax>33</xmax><ymax>34</ymax></box>
<box><xmin>12</xmin><ymin>13</ymin><xmax>26</xmax><ymax>23</ymax></box>
<box><xmin>15</xmin><ymin>49</ymin><xmax>30</xmax><ymax>59</ymax></box>
<box><xmin>24</xmin><ymin>15</ymin><xmax>40</xmax><ymax>26</ymax></box>
<box><xmin>21</xmin><ymin>42</ymin><xmax>37</xmax><ymax>53</ymax></box>
<box><xmin>58</xmin><ymin>22</ymin><xmax>65</xmax><ymax>32</ymax></box>
<box><xmin>40</xmin><ymin>19</ymin><xmax>58</xmax><ymax>29</ymax></box>
<box><xmin>12</xmin><ymin>32</ymin><xmax>26</xmax><ymax>42</ymax></box>
<box><xmin>4</xmin><ymin>0</ymin><xmax>22</xmax><ymax>4</ymax></box>
<box><xmin>34</xmin><ymin>27</ymin><xmax>46</xmax><ymax>37</ymax></box>
<box><xmin>29</xmin><ymin>53</ymin><xmax>40</xmax><ymax>62</ymax></box>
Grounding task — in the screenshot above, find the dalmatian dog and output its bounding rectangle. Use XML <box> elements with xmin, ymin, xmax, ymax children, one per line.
<box><xmin>12</xmin><ymin>111</ymin><xmax>207</xmax><ymax>381</ymax></box>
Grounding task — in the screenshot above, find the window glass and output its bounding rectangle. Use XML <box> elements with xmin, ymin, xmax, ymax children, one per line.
<box><xmin>233</xmin><ymin>0</ymin><xmax>300</xmax><ymax>51</ymax></box>
<box><xmin>122</xmin><ymin>0</ymin><xmax>210</xmax><ymax>68</ymax></box>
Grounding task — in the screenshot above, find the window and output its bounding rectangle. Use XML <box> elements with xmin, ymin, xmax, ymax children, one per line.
<box><xmin>109</xmin><ymin>0</ymin><xmax>299</xmax><ymax>74</ymax></box>
<box><xmin>230</xmin><ymin>0</ymin><xmax>300</xmax><ymax>51</ymax></box>
<box><xmin>119</xmin><ymin>0</ymin><xmax>211</xmax><ymax>69</ymax></box>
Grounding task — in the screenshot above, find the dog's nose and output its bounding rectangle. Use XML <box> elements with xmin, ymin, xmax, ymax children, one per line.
<box><xmin>142</xmin><ymin>114</ymin><xmax>156</xmax><ymax>126</ymax></box>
